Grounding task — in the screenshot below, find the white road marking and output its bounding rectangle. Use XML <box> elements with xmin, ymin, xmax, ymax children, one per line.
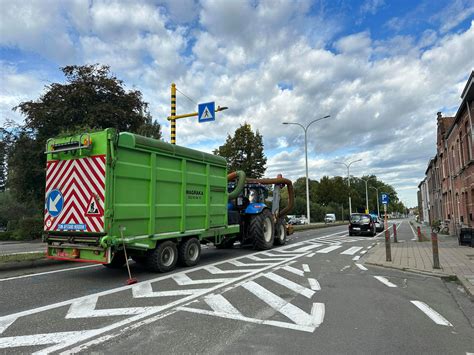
<box><xmin>410</xmin><ymin>301</ymin><xmax>453</xmax><ymax>326</ymax></box>
<box><xmin>0</xmin><ymin>331</ymin><xmax>91</xmax><ymax>348</ymax></box>
<box><xmin>308</xmin><ymin>278</ymin><xmax>321</xmax><ymax>291</ymax></box>
<box><xmin>0</xmin><ymin>264</ymin><xmax>100</xmax><ymax>282</ymax></box>
<box><xmin>204</xmin><ymin>294</ymin><xmax>242</xmax><ymax>315</ymax></box>
<box><xmin>281</xmin><ymin>265</ymin><xmax>305</xmax><ymax>277</ymax></box>
<box><xmin>302</xmin><ymin>264</ymin><xmax>310</xmax><ymax>272</ymax></box>
<box><xmin>172</xmin><ymin>274</ymin><xmax>231</xmax><ymax>285</ymax></box>
<box><xmin>316</xmin><ymin>245</ymin><xmax>342</xmax><ymax>254</ymax></box>
<box><xmin>204</xmin><ymin>265</ymin><xmax>256</xmax><ymax>274</ymax></box>
<box><xmin>360</xmin><ymin>250</ymin><xmax>367</xmax><ymax>255</ymax></box>
<box><xmin>341</xmin><ymin>246</ymin><xmax>363</xmax><ymax>255</ymax></box>
<box><xmin>306</xmin><ymin>253</ymin><xmax>315</xmax><ymax>258</ymax></box>
<box><xmin>355</xmin><ymin>263</ymin><xmax>368</xmax><ymax>271</ymax></box>
<box><xmin>242</xmin><ymin>281</ymin><xmax>325</xmax><ymax>329</ymax></box>
<box><xmin>352</xmin><ymin>255</ymin><xmax>360</xmax><ymax>261</ymax></box>
<box><xmin>132</xmin><ymin>282</ymin><xmax>208</xmax><ymax>298</ymax></box>
<box><xmin>373</xmin><ymin>276</ymin><xmax>397</xmax><ymax>288</ymax></box>
<box><xmin>264</xmin><ymin>272</ymin><xmax>314</xmax><ymax>298</ymax></box>
<box><xmin>291</xmin><ymin>244</ymin><xmax>324</xmax><ymax>253</ymax></box>
<box><xmin>340</xmin><ymin>265</ymin><xmax>350</xmax><ymax>272</ymax></box>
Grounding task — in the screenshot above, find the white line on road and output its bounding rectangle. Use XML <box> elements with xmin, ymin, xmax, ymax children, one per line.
<box><xmin>264</xmin><ymin>272</ymin><xmax>314</xmax><ymax>299</ymax></box>
<box><xmin>302</xmin><ymin>264</ymin><xmax>310</xmax><ymax>273</ymax></box>
<box><xmin>360</xmin><ymin>250</ymin><xmax>367</xmax><ymax>255</ymax></box>
<box><xmin>355</xmin><ymin>263</ymin><xmax>367</xmax><ymax>271</ymax></box>
<box><xmin>340</xmin><ymin>265</ymin><xmax>350</xmax><ymax>272</ymax></box>
<box><xmin>410</xmin><ymin>301</ymin><xmax>453</xmax><ymax>326</ymax></box>
<box><xmin>340</xmin><ymin>246</ymin><xmax>363</xmax><ymax>255</ymax></box>
<box><xmin>352</xmin><ymin>256</ymin><xmax>360</xmax><ymax>261</ymax></box>
<box><xmin>306</xmin><ymin>253</ymin><xmax>315</xmax><ymax>258</ymax></box>
<box><xmin>0</xmin><ymin>264</ymin><xmax>101</xmax><ymax>282</ymax></box>
<box><xmin>373</xmin><ymin>276</ymin><xmax>397</xmax><ymax>288</ymax></box>
<box><xmin>316</xmin><ymin>245</ymin><xmax>342</xmax><ymax>254</ymax></box>
<box><xmin>307</xmin><ymin>278</ymin><xmax>321</xmax><ymax>291</ymax></box>
<box><xmin>281</xmin><ymin>265</ymin><xmax>305</xmax><ymax>277</ymax></box>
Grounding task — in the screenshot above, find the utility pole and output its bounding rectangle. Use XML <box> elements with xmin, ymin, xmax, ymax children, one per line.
<box><xmin>168</xmin><ymin>83</ymin><xmax>228</xmax><ymax>145</ymax></box>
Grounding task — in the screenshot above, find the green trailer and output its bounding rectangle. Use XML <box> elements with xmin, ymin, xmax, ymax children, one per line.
<box><xmin>44</xmin><ymin>128</ymin><xmax>241</xmax><ymax>272</ymax></box>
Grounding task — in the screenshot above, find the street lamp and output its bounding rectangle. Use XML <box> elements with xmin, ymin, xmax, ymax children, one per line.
<box><xmin>361</xmin><ymin>177</ymin><xmax>372</xmax><ymax>213</ymax></box>
<box><xmin>282</xmin><ymin>115</ymin><xmax>330</xmax><ymax>224</ymax></box>
<box><xmin>334</xmin><ymin>159</ymin><xmax>362</xmax><ymax>215</ymax></box>
<box><xmin>370</xmin><ymin>186</ymin><xmax>380</xmax><ymax>218</ymax></box>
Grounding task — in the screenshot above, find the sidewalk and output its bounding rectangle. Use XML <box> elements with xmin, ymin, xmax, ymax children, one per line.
<box><xmin>364</xmin><ymin>220</ymin><xmax>474</xmax><ymax>297</ymax></box>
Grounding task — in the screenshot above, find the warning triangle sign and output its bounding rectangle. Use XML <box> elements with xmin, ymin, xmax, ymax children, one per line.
<box><xmin>85</xmin><ymin>196</ymin><xmax>104</xmax><ymax>217</ymax></box>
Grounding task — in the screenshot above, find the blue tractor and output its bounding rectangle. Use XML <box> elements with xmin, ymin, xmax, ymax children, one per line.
<box><xmin>222</xmin><ymin>172</ymin><xmax>294</xmax><ymax>250</ymax></box>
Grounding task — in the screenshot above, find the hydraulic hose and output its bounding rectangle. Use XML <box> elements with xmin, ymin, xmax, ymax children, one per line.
<box><xmin>227</xmin><ymin>170</ymin><xmax>246</xmax><ymax>199</ymax></box>
<box><xmin>245</xmin><ymin>177</ymin><xmax>294</xmax><ymax>218</ymax></box>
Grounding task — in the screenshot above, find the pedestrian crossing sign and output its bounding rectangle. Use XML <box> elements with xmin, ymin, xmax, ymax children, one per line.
<box><xmin>198</xmin><ymin>102</ymin><xmax>215</xmax><ymax>122</ymax></box>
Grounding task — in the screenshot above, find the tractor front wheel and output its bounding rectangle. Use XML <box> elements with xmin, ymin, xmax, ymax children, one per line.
<box><xmin>274</xmin><ymin>219</ymin><xmax>287</xmax><ymax>246</ymax></box>
<box><xmin>249</xmin><ymin>209</ymin><xmax>275</xmax><ymax>250</ymax></box>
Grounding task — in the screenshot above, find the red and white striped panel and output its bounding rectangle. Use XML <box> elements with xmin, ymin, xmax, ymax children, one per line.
<box><xmin>44</xmin><ymin>155</ymin><xmax>106</xmax><ymax>233</ymax></box>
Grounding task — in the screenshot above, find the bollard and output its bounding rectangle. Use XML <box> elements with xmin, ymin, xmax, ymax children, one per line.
<box><xmin>393</xmin><ymin>224</ymin><xmax>398</xmax><ymax>243</ymax></box>
<box><xmin>385</xmin><ymin>229</ymin><xmax>392</xmax><ymax>262</ymax></box>
<box><xmin>417</xmin><ymin>226</ymin><xmax>422</xmax><ymax>242</ymax></box>
<box><xmin>431</xmin><ymin>232</ymin><xmax>440</xmax><ymax>269</ymax></box>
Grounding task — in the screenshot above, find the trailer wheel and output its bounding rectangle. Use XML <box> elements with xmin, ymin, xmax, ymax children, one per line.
<box><xmin>103</xmin><ymin>251</ymin><xmax>126</xmax><ymax>269</ymax></box>
<box><xmin>146</xmin><ymin>241</ymin><xmax>178</xmax><ymax>272</ymax></box>
<box><xmin>178</xmin><ymin>238</ymin><xmax>201</xmax><ymax>267</ymax></box>
<box><xmin>249</xmin><ymin>209</ymin><xmax>274</xmax><ymax>250</ymax></box>
<box><xmin>274</xmin><ymin>220</ymin><xmax>287</xmax><ymax>246</ymax></box>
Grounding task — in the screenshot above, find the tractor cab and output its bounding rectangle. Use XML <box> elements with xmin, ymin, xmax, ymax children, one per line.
<box><xmin>228</xmin><ymin>183</ymin><xmax>269</xmax><ymax>212</ymax></box>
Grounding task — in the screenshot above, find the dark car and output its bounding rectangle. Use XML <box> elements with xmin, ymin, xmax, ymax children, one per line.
<box><xmin>370</xmin><ymin>214</ymin><xmax>384</xmax><ymax>232</ymax></box>
<box><xmin>349</xmin><ymin>213</ymin><xmax>376</xmax><ymax>236</ymax></box>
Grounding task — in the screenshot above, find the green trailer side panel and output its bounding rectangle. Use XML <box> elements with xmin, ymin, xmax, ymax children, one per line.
<box><xmin>111</xmin><ymin>132</ymin><xmax>229</xmax><ymax>239</ymax></box>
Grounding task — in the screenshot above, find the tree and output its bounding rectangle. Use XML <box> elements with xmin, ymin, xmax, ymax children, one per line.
<box><xmin>213</xmin><ymin>123</ymin><xmax>267</xmax><ymax>178</ymax></box>
<box><xmin>15</xmin><ymin>64</ymin><xmax>160</xmax><ymax>142</ymax></box>
<box><xmin>9</xmin><ymin>64</ymin><xmax>161</xmax><ymax>206</ymax></box>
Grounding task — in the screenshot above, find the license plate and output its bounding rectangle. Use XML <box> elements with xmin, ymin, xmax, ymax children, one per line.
<box><xmin>56</xmin><ymin>250</ymin><xmax>69</xmax><ymax>257</ymax></box>
<box><xmin>353</xmin><ymin>227</ymin><xmax>360</xmax><ymax>230</ymax></box>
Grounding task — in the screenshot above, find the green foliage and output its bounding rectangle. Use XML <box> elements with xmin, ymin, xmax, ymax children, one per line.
<box><xmin>0</xmin><ymin>135</ymin><xmax>5</xmax><ymax>192</ymax></box>
<box><xmin>12</xmin><ymin>217</ymin><xmax>43</xmax><ymax>240</ymax></box>
<box><xmin>214</xmin><ymin>123</ymin><xmax>267</xmax><ymax>178</ymax></box>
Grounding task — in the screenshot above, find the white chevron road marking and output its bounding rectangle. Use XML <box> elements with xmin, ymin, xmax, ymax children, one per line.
<box><xmin>341</xmin><ymin>246</ymin><xmax>363</xmax><ymax>255</ymax></box>
<box><xmin>373</xmin><ymin>276</ymin><xmax>397</xmax><ymax>288</ymax></box>
<box><xmin>0</xmin><ymin>331</ymin><xmax>92</xmax><ymax>349</ymax></box>
<box><xmin>316</xmin><ymin>245</ymin><xmax>342</xmax><ymax>253</ymax></box>
<box><xmin>264</xmin><ymin>272</ymin><xmax>314</xmax><ymax>298</ymax></box>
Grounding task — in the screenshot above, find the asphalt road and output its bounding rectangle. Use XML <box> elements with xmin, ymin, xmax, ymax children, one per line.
<box><xmin>0</xmin><ymin>221</ymin><xmax>473</xmax><ymax>354</ymax></box>
<box><xmin>0</xmin><ymin>240</ymin><xmax>45</xmax><ymax>255</ymax></box>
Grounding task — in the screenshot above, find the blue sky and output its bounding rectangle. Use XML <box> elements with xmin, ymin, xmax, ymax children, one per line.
<box><xmin>1</xmin><ymin>0</ymin><xmax>473</xmax><ymax>207</ymax></box>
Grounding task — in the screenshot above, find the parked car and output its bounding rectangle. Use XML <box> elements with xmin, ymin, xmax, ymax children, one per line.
<box><xmin>324</xmin><ymin>213</ymin><xmax>336</xmax><ymax>223</ymax></box>
<box><xmin>349</xmin><ymin>213</ymin><xmax>376</xmax><ymax>236</ymax></box>
<box><xmin>370</xmin><ymin>214</ymin><xmax>384</xmax><ymax>232</ymax></box>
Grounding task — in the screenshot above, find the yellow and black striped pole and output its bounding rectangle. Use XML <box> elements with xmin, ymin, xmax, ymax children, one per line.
<box><xmin>171</xmin><ymin>83</ymin><xmax>176</xmax><ymax>145</ymax></box>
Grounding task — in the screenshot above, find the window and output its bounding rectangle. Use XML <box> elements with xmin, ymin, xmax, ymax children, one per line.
<box><xmin>459</xmin><ymin>132</ymin><xmax>464</xmax><ymax>167</ymax></box>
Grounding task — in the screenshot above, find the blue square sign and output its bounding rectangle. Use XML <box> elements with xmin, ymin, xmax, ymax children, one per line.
<box><xmin>198</xmin><ymin>102</ymin><xmax>215</xmax><ymax>123</ymax></box>
<box><xmin>381</xmin><ymin>193</ymin><xmax>389</xmax><ymax>205</ymax></box>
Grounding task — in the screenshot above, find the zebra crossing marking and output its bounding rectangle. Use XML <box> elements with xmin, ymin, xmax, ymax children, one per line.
<box><xmin>316</xmin><ymin>245</ymin><xmax>342</xmax><ymax>254</ymax></box>
<box><xmin>341</xmin><ymin>246</ymin><xmax>363</xmax><ymax>255</ymax></box>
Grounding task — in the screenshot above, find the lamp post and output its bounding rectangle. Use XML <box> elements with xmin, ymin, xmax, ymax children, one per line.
<box><xmin>283</xmin><ymin>115</ymin><xmax>330</xmax><ymax>224</ymax></box>
<box><xmin>370</xmin><ymin>186</ymin><xmax>380</xmax><ymax>218</ymax></box>
<box><xmin>361</xmin><ymin>177</ymin><xmax>371</xmax><ymax>213</ymax></box>
<box><xmin>334</xmin><ymin>159</ymin><xmax>362</xmax><ymax>215</ymax></box>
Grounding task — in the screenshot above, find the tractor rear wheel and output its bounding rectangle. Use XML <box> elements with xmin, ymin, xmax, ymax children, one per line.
<box><xmin>178</xmin><ymin>238</ymin><xmax>201</xmax><ymax>267</ymax></box>
<box><xmin>274</xmin><ymin>219</ymin><xmax>287</xmax><ymax>246</ymax></box>
<box><xmin>146</xmin><ymin>241</ymin><xmax>178</xmax><ymax>272</ymax></box>
<box><xmin>249</xmin><ymin>209</ymin><xmax>275</xmax><ymax>250</ymax></box>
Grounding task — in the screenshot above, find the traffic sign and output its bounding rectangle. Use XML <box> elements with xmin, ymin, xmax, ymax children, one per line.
<box><xmin>381</xmin><ymin>193</ymin><xmax>389</xmax><ymax>205</ymax></box>
<box><xmin>198</xmin><ymin>102</ymin><xmax>215</xmax><ymax>122</ymax></box>
<box><xmin>47</xmin><ymin>189</ymin><xmax>64</xmax><ymax>217</ymax></box>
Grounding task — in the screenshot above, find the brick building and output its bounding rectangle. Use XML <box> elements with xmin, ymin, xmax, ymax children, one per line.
<box><xmin>419</xmin><ymin>71</ymin><xmax>474</xmax><ymax>233</ymax></box>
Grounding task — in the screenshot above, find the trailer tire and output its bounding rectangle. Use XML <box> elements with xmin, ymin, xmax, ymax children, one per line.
<box><xmin>249</xmin><ymin>209</ymin><xmax>274</xmax><ymax>250</ymax></box>
<box><xmin>103</xmin><ymin>251</ymin><xmax>126</xmax><ymax>269</ymax></box>
<box><xmin>274</xmin><ymin>220</ymin><xmax>287</xmax><ymax>246</ymax></box>
<box><xmin>178</xmin><ymin>238</ymin><xmax>201</xmax><ymax>267</ymax></box>
<box><xmin>146</xmin><ymin>241</ymin><xmax>178</xmax><ymax>273</ymax></box>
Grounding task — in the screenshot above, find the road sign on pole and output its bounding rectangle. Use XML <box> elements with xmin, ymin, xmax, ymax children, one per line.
<box><xmin>198</xmin><ymin>102</ymin><xmax>215</xmax><ymax>122</ymax></box>
<box><xmin>381</xmin><ymin>193</ymin><xmax>389</xmax><ymax>205</ymax></box>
